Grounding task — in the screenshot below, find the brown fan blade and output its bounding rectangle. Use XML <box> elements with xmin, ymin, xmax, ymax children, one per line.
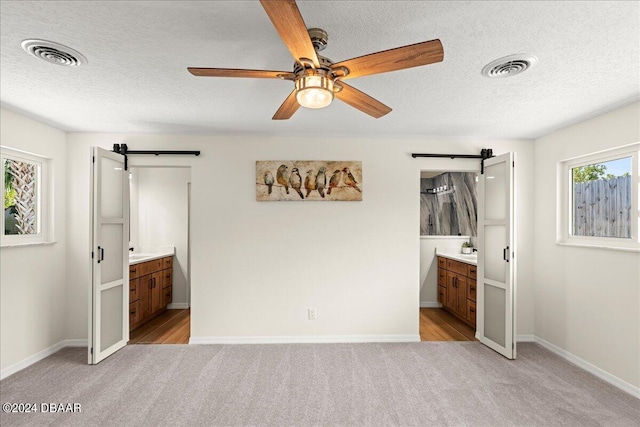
<box><xmin>188</xmin><ymin>68</ymin><xmax>294</xmax><ymax>80</ymax></box>
<box><xmin>334</xmin><ymin>82</ymin><xmax>391</xmax><ymax>119</ymax></box>
<box><xmin>260</xmin><ymin>0</ymin><xmax>319</xmax><ymax>67</ymax></box>
<box><xmin>272</xmin><ymin>89</ymin><xmax>300</xmax><ymax>120</ymax></box>
<box><xmin>332</xmin><ymin>39</ymin><xmax>444</xmax><ymax>80</ymax></box>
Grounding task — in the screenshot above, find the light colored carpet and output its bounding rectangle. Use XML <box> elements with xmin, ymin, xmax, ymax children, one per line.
<box><xmin>1</xmin><ymin>342</ymin><xmax>638</xmax><ymax>426</ymax></box>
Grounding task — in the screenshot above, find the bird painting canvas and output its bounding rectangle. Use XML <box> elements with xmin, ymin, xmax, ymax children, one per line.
<box><xmin>256</xmin><ymin>161</ymin><xmax>362</xmax><ymax>201</ymax></box>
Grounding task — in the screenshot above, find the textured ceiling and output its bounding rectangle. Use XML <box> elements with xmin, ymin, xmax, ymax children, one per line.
<box><xmin>1</xmin><ymin>1</ymin><xmax>638</xmax><ymax>139</ymax></box>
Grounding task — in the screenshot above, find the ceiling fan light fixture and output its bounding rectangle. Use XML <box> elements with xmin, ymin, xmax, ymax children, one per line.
<box><xmin>295</xmin><ymin>74</ymin><xmax>334</xmax><ymax>109</ymax></box>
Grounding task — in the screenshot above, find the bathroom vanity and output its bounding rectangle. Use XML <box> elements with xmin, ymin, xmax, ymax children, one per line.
<box><xmin>128</xmin><ymin>252</ymin><xmax>174</xmax><ymax>331</ymax></box>
<box><xmin>436</xmin><ymin>252</ymin><xmax>477</xmax><ymax>328</ymax></box>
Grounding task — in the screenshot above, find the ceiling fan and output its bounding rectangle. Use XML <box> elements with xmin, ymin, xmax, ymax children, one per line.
<box><xmin>188</xmin><ymin>0</ymin><xmax>444</xmax><ymax>120</ymax></box>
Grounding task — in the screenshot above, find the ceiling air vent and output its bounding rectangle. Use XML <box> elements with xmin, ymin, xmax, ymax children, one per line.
<box><xmin>482</xmin><ymin>54</ymin><xmax>537</xmax><ymax>78</ymax></box>
<box><xmin>21</xmin><ymin>39</ymin><xmax>87</xmax><ymax>67</ymax></box>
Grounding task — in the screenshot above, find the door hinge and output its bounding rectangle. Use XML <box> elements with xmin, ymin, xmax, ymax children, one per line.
<box><xmin>512</xmin><ymin>161</ymin><xmax>515</xmax><ymax>167</ymax></box>
<box><xmin>92</xmin><ymin>156</ymin><xmax>95</xmax><ymax>163</ymax></box>
<box><xmin>91</xmin><ymin>251</ymin><xmax>94</xmax><ymax>259</ymax></box>
<box><xmin>512</xmin><ymin>343</ymin><xmax>514</xmax><ymax>349</ymax></box>
<box><xmin>90</xmin><ymin>347</ymin><xmax>93</xmax><ymax>355</ymax></box>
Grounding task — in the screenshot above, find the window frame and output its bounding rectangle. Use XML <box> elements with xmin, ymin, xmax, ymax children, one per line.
<box><xmin>1</xmin><ymin>146</ymin><xmax>50</xmax><ymax>246</ymax></box>
<box><xmin>557</xmin><ymin>142</ymin><xmax>639</xmax><ymax>251</ymax></box>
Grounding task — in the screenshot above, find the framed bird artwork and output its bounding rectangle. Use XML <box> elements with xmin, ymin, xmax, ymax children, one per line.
<box><xmin>256</xmin><ymin>161</ymin><xmax>362</xmax><ymax>201</ymax></box>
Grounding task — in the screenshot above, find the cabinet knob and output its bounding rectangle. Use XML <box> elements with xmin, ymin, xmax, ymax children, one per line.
<box><xmin>131</xmin><ymin>288</ymin><xmax>136</xmax><ymax>292</ymax></box>
<box><xmin>130</xmin><ymin>309</ymin><xmax>136</xmax><ymax>315</ymax></box>
<box><xmin>131</xmin><ymin>269</ymin><xmax>136</xmax><ymax>273</ymax></box>
<box><xmin>470</xmin><ymin>308</ymin><xmax>475</xmax><ymax>313</ymax></box>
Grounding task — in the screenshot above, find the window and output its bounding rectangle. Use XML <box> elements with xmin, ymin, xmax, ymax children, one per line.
<box><xmin>559</xmin><ymin>143</ymin><xmax>639</xmax><ymax>251</ymax></box>
<box><xmin>1</xmin><ymin>147</ymin><xmax>50</xmax><ymax>245</ymax></box>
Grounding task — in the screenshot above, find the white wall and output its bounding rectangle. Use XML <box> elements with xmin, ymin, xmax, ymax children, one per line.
<box><xmin>0</xmin><ymin>108</ymin><xmax>68</xmax><ymax>372</ymax></box>
<box><xmin>65</xmin><ymin>133</ymin><xmax>535</xmax><ymax>342</ymax></box>
<box><xmin>533</xmin><ymin>102</ymin><xmax>640</xmax><ymax>388</ymax></box>
<box><xmin>132</xmin><ymin>167</ymin><xmax>190</xmax><ymax>306</ymax></box>
<box><xmin>419</xmin><ymin>236</ymin><xmax>470</xmax><ymax>306</ymax></box>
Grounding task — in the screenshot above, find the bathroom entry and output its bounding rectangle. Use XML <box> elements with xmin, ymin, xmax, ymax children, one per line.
<box><xmin>127</xmin><ymin>166</ymin><xmax>191</xmax><ymax>344</ymax></box>
<box><xmin>419</xmin><ymin>154</ymin><xmax>518</xmax><ymax>360</ymax></box>
<box><xmin>419</xmin><ymin>169</ymin><xmax>480</xmax><ymax>343</ymax></box>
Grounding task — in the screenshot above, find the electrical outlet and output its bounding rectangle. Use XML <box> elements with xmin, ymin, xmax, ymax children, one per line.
<box><xmin>308</xmin><ymin>308</ymin><xmax>316</xmax><ymax>320</ymax></box>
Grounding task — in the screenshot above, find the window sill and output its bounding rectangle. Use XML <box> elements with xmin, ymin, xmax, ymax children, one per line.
<box><xmin>556</xmin><ymin>242</ymin><xmax>640</xmax><ymax>253</ymax></box>
<box><xmin>1</xmin><ymin>241</ymin><xmax>57</xmax><ymax>248</ymax></box>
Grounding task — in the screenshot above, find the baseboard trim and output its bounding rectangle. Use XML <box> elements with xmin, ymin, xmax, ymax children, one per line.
<box><xmin>534</xmin><ymin>336</ymin><xmax>640</xmax><ymax>399</ymax></box>
<box><xmin>189</xmin><ymin>335</ymin><xmax>421</xmax><ymax>345</ymax></box>
<box><xmin>1</xmin><ymin>339</ymin><xmax>87</xmax><ymax>381</ymax></box>
<box><xmin>167</xmin><ymin>303</ymin><xmax>189</xmax><ymax>309</ymax></box>
<box><xmin>419</xmin><ymin>301</ymin><xmax>442</xmax><ymax>308</ymax></box>
<box><xmin>64</xmin><ymin>339</ymin><xmax>88</xmax><ymax>347</ymax></box>
<box><xmin>516</xmin><ymin>334</ymin><xmax>535</xmax><ymax>342</ymax></box>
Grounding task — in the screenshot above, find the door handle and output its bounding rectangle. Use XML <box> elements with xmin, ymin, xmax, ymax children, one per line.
<box><xmin>97</xmin><ymin>246</ymin><xmax>105</xmax><ymax>263</ymax></box>
<box><xmin>503</xmin><ymin>246</ymin><xmax>510</xmax><ymax>263</ymax></box>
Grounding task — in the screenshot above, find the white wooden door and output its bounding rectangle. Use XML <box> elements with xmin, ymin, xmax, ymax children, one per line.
<box><xmin>89</xmin><ymin>147</ymin><xmax>129</xmax><ymax>364</ymax></box>
<box><xmin>477</xmin><ymin>152</ymin><xmax>516</xmax><ymax>359</ymax></box>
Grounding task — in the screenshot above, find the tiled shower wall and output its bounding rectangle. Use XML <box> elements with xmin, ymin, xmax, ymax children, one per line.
<box><xmin>420</xmin><ymin>172</ymin><xmax>478</xmax><ymax>236</ymax></box>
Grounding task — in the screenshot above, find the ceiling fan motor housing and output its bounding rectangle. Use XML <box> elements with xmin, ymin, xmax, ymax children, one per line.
<box><xmin>293</xmin><ymin>54</ymin><xmax>334</xmax><ymax>75</ymax></box>
<box><xmin>308</xmin><ymin>28</ymin><xmax>328</xmax><ymax>51</ymax></box>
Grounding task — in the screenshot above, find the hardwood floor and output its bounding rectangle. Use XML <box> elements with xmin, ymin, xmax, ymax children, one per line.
<box><xmin>419</xmin><ymin>308</ymin><xmax>476</xmax><ymax>341</ymax></box>
<box><xmin>129</xmin><ymin>309</ymin><xmax>190</xmax><ymax>344</ymax></box>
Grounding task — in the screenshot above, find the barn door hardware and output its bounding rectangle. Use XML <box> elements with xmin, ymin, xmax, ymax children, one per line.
<box><xmin>411</xmin><ymin>149</ymin><xmax>494</xmax><ymax>174</ymax></box>
<box><xmin>112</xmin><ymin>143</ymin><xmax>201</xmax><ymax>171</ymax></box>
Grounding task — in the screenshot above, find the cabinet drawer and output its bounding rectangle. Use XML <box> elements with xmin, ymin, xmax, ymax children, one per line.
<box><xmin>438</xmin><ymin>268</ymin><xmax>446</xmax><ymax>286</ymax></box>
<box><xmin>446</xmin><ymin>259</ymin><xmax>468</xmax><ymax>275</ymax></box>
<box><xmin>467</xmin><ymin>264</ymin><xmax>477</xmax><ymax>279</ymax></box>
<box><xmin>162</xmin><ymin>286</ymin><xmax>172</xmax><ymax>307</ymax></box>
<box><xmin>129</xmin><ymin>264</ymin><xmax>140</xmax><ymax>279</ymax></box>
<box><xmin>129</xmin><ymin>300</ymin><xmax>141</xmax><ymax>329</ymax></box>
<box><xmin>467</xmin><ymin>279</ymin><xmax>476</xmax><ymax>302</ymax></box>
<box><xmin>129</xmin><ymin>278</ymin><xmax>140</xmax><ymax>303</ymax></box>
<box><xmin>163</xmin><ymin>256</ymin><xmax>173</xmax><ymax>269</ymax></box>
<box><xmin>162</xmin><ymin>268</ymin><xmax>172</xmax><ymax>288</ymax></box>
<box><xmin>467</xmin><ymin>300</ymin><xmax>476</xmax><ymax>326</ymax></box>
<box><xmin>140</xmin><ymin>259</ymin><xmax>163</xmax><ymax>276</ymax></box>
<box><xmin>438</xmin><ymin>285</ymin><xmax>447</xmax><ymax>305</ymax></box>
<box><xmin>437</xmin><ymin>257</ymin><xmax>447</xmax><ymax>269</ymax></box>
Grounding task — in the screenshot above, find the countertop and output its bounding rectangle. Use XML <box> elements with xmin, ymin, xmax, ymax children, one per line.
<box><xmin>129</xmin><ymin>250</ymin><xmax>174</xmax><ymax>265</ymax></box>
<box><xmin>436</xmin><ymin>248</ymin><xmax>477</xmax><ymax>266</ymax></box>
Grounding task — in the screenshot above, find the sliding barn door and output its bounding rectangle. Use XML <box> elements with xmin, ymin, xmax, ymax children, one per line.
<box><xmin>89</xmin><ymin>147</ymin><xmax>129</xmax><ymax>364</ymax></box>
<box><xmin>477</xmin><ymin>152</ymin><xmax>516</xmax><ymax>359</ymax></box>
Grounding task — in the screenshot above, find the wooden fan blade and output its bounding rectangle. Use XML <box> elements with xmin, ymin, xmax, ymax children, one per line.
<box><xmin>334</xmin><ymin>82</ymin><xmax>391</xmax><ymax>118</ymax></box>
<box><xmin>188</xmin><ymin>68</ymin><xmax>294</xmax><ymax>80</ymax></box>
<box><xmin>260</xmin><ymin>0</ymin><xmax>319</xmax><ymax>67</ymax></box>
<box><xmin>332</xmin><ymin>39</ymin><xmax>444</xmax><ymax>80</ymax></box>
<box><xmin>273</xmin><ymin>89</ymin><xmax>300</xmax><ymax>120</ymax></box>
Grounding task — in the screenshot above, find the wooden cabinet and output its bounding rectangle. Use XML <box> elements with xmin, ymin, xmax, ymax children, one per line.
<box><xmin>150</xmin><ymin>271</ymin><xmax>164</xmax><ymax>314</ymax></box>
<box><xmin>129</xmin><ymin>256</ymin><xmax>174</xmax><ymax>332</ymax></box>
<box><xmin>445</xmin><ymin>271</ymin><xmax>467</xmax><ymax>316</ymax></box>
<box><xmin>438</xmin><ymin>256</ymin><xmax>476</xmax><ymax>328</ymax></box>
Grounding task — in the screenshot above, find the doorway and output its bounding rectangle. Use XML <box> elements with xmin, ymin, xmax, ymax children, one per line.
<box><xmin>128</xmin><ymin>166</ymin><xmax>191</xmax><ymax>344</ymax></box>
<box><xmin>419</xmin><ymin>169</ymin><xmax>479</xmax><ymax>341</ymax></box>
